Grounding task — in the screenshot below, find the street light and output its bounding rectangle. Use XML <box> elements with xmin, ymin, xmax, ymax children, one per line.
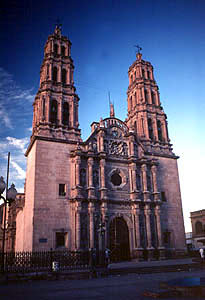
<box><xmin>96</xmin><ymin>216</ymin><xmax>106</xmax><ymax>266</ymax></box>
<box><xmin>0</xmin><ymin>173</ymin><xmax>17</xmax><ymax>272</ymax></box>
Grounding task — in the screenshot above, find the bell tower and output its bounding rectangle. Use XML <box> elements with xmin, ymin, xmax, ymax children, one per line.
<box><xmin>126</xmin><ymin>51</ymin><xmax>172</xmax><ymax>155</ymax></box>
<box><xmin>32</xmin><ymin>25</ymin><xmax>81</xmax><ymax>141</ymax></box>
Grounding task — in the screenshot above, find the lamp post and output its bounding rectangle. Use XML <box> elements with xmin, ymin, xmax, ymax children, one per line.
<box><xmin>97</xmin><ymin>217</ymin><xmax>106</xmax><ymax>266</ymax></box>
<box><xmin>0</xmin><ymin>153</ymin><xmax>17</xmax><ymax>273</ymax></box>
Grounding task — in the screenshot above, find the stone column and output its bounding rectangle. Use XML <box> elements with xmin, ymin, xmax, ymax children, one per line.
<box><xmin>58</xmin><ymin>99</ymin><xmax>62</xmax><ymax>126</ymax></box>
<box><xmin>143</xmin><ymin>113</ymin><xmax>149</xmax><ymax>140</ymax></box>
<box><xmin>67</xmin><ymin>66</ymin><xmax>70</xmax><ymax>84</ymax></box>
<box><xmin>144</xmin><ymin>204</ymin><xmax>154</xmax><ymax>260</ymax></box>
<box><xmin>141</xmin><ymin>164</ymin><xmax>150</xmax><ymax>201</ymax></box>
<box><xmin>71</xmin><ymin>100</ymin><xmax>74</xmax><ymax>127</ymax></box>
<box><xmin>128</xmin><ymin>96</ymin><xmax>132</xmax><ymax>112</ymax></box>
<box><xmin>87</xmin><ymin>157</ymin><xmax>95</xmax><ymax>199</ymax></box>
<box><xmin>153</xmin><ymin>117</ymin><xmax>159</xmax><ymax>142</ymax></box>
<box><xmin>129</xmin><ymin>135</ymin><xmax>135</xmax><ymax>157</ymax></box>
<box><xmin>75</xmin><ymin>155</ymin><xmax>83</xmax><ymax>198</ymax></box>
<box><xmin>99</xmin><ymin>131</ymin><xmax>104</xmax><ymax>152</ymax></box>
<box><xmin>132</xmin><ymin>163</ymin><xmax>137</xmax><ymax>192</ymax></box>
<box><xmin>155</xmin><ymin>205</ymin><xmax>165</xmax><ymax>259</ymax></box>
<box><xmin>88</xmin><ymin>202</ymin><xmax>95</xmax><ymax>249</ymax></box>
<box><xmin>161</xmin><ymin>120</ymin><xmax>168</xmax><ymax>142</ymax></box>
<box><xmin>75</xmin><ymin>156</ymin><xmax>81</xmax><ymax>187</ymax></box>
<box><xmin>151</xmin><ymin>165</ymin><xmax>160</xmax><ymax>201</ymax></box>
<box><xmin>46</xmin><ymin>95</ymin><xmax>50</xmax><ymax>123</ymax></box>
<box><xmin>156</xmin><ymin>91</ymin><xmax>160</xmax><ymax>106</ymax></box>
<box><xmin>76</xmin><ymin>202</ymin><xmax>81</xmax><ymax>250</ymax></box>
<box><xmin>100</xmin><ymin>158</ymin><xmax>107</xmax><ymax>200</ymax></box>
<box><xmin>58</xmin><ymin>66</ymin><xmax>62</xmax><ymax>83</ymax></box>
<box><xmin>148</xmin><ymin>89</ymin><xmax>152</xmax><ymax>105</ymax></box>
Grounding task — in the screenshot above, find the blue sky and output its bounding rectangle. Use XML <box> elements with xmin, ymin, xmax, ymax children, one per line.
<box><xmin>0</xmin><ymin>0</ymin><xmax>205</xmax><ymax>232</ymax></box>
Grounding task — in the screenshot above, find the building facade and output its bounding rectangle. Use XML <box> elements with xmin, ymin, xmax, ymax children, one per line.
<box><xmin>13</xmin><ymin>26</ymin><xmax>186</xmax><ymax>260</ymax></box>
<box><xmin>190</xmin><ymin>210</ymin><xmax>205</xmax><ymax>249</ymax></box>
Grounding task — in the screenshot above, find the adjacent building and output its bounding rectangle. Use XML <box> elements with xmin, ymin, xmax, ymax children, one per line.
<box><xmin>190</xmin><ymin>210</ymin><xmax>205</xmax><ymax>249</ymax></box>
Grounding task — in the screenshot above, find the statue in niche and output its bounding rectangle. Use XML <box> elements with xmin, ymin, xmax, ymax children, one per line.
<box><xmin>93</xmin><ymin>170</ymin><xmax>99</xmax><ymax>187</ymax></box>
<box><xmin>80</xmin><ymin>169</ymin><xmax>86</xmax><ymax>187</ymax></box>
<box><xmin>92</xmin><ymin>139</ymin><xmax>97</xmax><ymax>152</ymax></box>
<box><xmin>104</xmin><ymin>140</ymin><xmax>108</xmax><ymax>152</ymax></box>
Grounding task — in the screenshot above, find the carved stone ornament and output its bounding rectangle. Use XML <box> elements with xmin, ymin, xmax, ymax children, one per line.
<box><xmin>104</xmin><ymin>140</ymin><xmax>128</xmax><ymax>157</ymax></box>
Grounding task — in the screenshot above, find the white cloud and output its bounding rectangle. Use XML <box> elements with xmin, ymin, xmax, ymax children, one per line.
<box><xmin>0</xmin><ymin>67</ymin><xmax>35</xmax><ymax>129</ymax></box>
<box><xmin>0</xmin><ymin>104</ymin><xmax>13</xmax><ymax>129</ymax></box>
<box><xmin>10</xmin><ymin>161</ymin><xmax>26</xmax><ymax>180</ymax></box>
<box><xmin>6</xmin><ymin>137</ymin><xmax>29</xmax><ymax>153</ymax></box>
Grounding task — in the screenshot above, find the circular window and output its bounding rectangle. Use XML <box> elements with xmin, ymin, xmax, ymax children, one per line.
<box><xmin>111</xmin><ymin>173</ymin><xmax>122</xmax><ymax>186</ymax></box>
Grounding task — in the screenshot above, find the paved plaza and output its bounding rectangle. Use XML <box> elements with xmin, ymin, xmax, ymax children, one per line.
<box><xmin>1</xmin><ymin>267</ymin><xmax>204</xmax><ymax>300</ymax></box>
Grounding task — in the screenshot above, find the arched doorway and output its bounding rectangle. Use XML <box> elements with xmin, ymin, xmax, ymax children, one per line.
<box><xmin>109</xmin><ymin>217</ymin><xmax>130</xmax><ymax>262</ymax></box>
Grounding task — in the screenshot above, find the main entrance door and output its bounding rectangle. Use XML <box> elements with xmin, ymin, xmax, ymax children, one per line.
<box><xmin>109</xmin><ymin>217</ymin><xmax>130</xmax><ymax>262</ymax></box>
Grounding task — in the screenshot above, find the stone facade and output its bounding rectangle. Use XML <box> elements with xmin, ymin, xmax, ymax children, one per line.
<box><xmin>12</xmin><ymin>25</ymin><xmax>186</xmax><ymax>260</ymax></box>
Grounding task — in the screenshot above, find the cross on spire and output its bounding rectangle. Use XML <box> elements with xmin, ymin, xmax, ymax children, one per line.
<box><xmin>134</xmin><ymin>45</ymin><xmax>142</xmax><ymax>54</ymax></box>
<box><xmin>55</xmin><ymin>18</ymin><xmax>62</xmax><ymax>29</ymax></box>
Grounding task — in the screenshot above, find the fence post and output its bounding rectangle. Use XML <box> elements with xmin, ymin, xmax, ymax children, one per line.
<box><xmin>50</xmin><ymin>248</ymin><xmax>53</xmax><ymax>272</ymax></box>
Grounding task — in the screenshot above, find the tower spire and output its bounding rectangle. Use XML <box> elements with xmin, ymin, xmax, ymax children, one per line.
<box><xmin>126</xmin><ymin>52</ymin><xmax>172</xmax><ymax>155</ymax></box>
<box><xmin>31</xmin><ymin>27</ymin><xmax>81</xmax><ymax>142</ymax></box>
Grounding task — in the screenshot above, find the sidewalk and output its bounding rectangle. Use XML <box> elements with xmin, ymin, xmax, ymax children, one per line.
<box><xmin>109</xmin><ymin>258</ymin><xmax>195</xmax><ymax>269</ymax></box>
<box><xmin>108</xmin><ymin>257</ymin><xmax>201</xmax><ymax>275</ymax></box>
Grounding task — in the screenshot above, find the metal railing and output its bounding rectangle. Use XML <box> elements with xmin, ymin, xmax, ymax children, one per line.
<box><xmin>0</xmin><ymin>250</ymin><xmax>90</xmax><ymax>274</ymax></box>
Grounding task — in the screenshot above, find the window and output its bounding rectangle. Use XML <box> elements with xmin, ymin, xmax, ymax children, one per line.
<box><xmin>161</xmin><ymin>191</ymin><xmax>167</xmax><ymax>202</ymax></box>
<box><xmin>61</xmin><ymin>45</ymin><xmax>65</xmax><ymax>56</ymax></box>
<box><xmin>130</xmin><ymin>96</ymin><xmax>132</xmax><ymax>110</ymax></box>
<box><xmin>42</xmin><ymin>97</ymin><xmax>45</xmax><ymax>119</ymax></box>
<box><xmin>151</xmin><ymin>92</ymin><xmax>156</xmax><ymax>105</ymax></box>
<box><xmin>195</xmin><ymin>221</ymin><xmax>203</xmax><ymax>234</ymax></box>
<box><xmin>142</xmin><ymin>69</ymin><xmax>145</xmax><ymax>78</ymax></box>
<box><xmin>147</xmin><ymin>70</ymin><xmax>150</xmax><ymax>79</ymax></box>
<box><xmin>111</xmin><ymin>173</ymin><xmax>122</xmax><ymax>186</ymax></box>
<box><xmin>62</xmin><ymin>102</ymin><xmax>69</xmax><ymax>126</ymax></box>
<box><xmin>144</xmin><ymin>89</ymin><xmax>149</xmax><ymax>102</ymax></box>
<box><xmin>61</xmin><ymin>69</ymin><xmax>67</xmax><ymax>84</ymax></box>
<box><xmin>146</xmin><ymin>168</ymin><xmax>152</xmax><ymax>192</ymax></box>
<box><xmin>148</xmin><ymin>118</ymin><xmax>153</xmax><ymax>140</ymax></box>
<box><xmin>52</xmin><ymin>66</ymin><xmax>58</xmax><ymax>82</ymax></box>
<box><xmin>50</xmin><ymin>99</ymin><xmax>58</xmax><ymax>124</ymax></box>
<box><xmin>136</xmin><ymin>173</ymin><xmax>141</xmax><ymax>191</ymax></box>
<box><xmin>59</xmin><ymin>184</ymin><xmax>66</xmax><ymax>196</ymax></box>
<box><xmin>56</xmin><ymin>232</ymin><xmax>67</xmax><ymax>248</ymax></box>
<box><xmin>54</xmin><ymin>44</ymin><xmax>58</xmax><ymax>55</ymax></box>
<box><xmin>163</xmin><ymin>231</ymin><xmax>171</xmax><ymax>245</ymax></box>
<box><xmin>157</xmin><ymin>120</ymin><xmax>162</xmax><ymax>141</ymax></box>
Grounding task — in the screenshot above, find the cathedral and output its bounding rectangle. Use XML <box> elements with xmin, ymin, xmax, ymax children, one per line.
<box><xmin>13</xmin><ymin>25</ymin><xmax>186</xmax><ymax>260</ymax></box>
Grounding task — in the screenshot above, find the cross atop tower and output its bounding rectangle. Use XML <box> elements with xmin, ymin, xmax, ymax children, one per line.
<box><xmin>134</xmin><ymin>45</ymin><xmax>142</xmax><ymax>54</ymax></box>
<box><xmin>54</xmin><ymin>18</ymin><xmax>62</xmax><ymax>36</ymax></box>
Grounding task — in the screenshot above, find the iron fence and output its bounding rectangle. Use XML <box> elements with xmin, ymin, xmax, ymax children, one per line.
<box><xmin>0</xmin><ymin>250</ymin><xmax>90</xmax><ymax>273</ymax></box>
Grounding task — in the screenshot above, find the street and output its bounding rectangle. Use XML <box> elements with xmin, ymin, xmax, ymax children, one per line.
<box><xmin>1</xmin><ymin>269</ymin><xmax>204</xmax><ymax>300</ymax></box>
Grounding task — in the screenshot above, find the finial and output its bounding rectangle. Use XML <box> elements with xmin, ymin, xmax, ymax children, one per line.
<box><xmin>134</xmin><ymin>45</ymin><xmax>142</xmax><ymax>54</ymax></box>
<box><xmin>134</xmin><ymin>45</ymin><xmax>142</xmax><ymax>60</ymax></box>
<box><xmin>54</xmin><ymin>18</ymin><xmax>62</xmax><ymax>36</ymax></box>
<box><xmin>108</xmin><ymin>91</ymin><xmax>115</xmax><ymax>118</ymax></box>
<box><xmin>99</xmin><ymin>118</ymin><xmax>104</xmax><ymax>128</ymax></box>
